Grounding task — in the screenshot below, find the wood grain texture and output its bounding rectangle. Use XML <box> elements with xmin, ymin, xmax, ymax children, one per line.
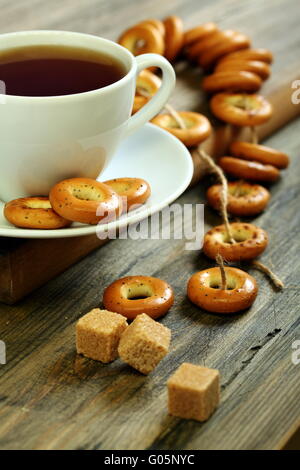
<box><xmin>0</xmin><ymin>0</ymin><xmax>299</xmax><ymax>450</ymax></box>
<box><xmin>0</xmin><ymin>236</ymin><xmax>108</xmax><ymax>304</ymax></box>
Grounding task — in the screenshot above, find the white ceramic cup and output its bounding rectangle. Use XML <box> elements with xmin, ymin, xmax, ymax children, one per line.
<box><xmin>0</xmin><ymin>30</ymin><xmax>176</xmax><ymax>201</ymax></box>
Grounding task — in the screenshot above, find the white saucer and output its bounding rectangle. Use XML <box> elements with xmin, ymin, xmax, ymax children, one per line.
<box><xmin>0</xmin><ymin>123</ymin><xmax>193</xmax><ymax>239</ymax></box>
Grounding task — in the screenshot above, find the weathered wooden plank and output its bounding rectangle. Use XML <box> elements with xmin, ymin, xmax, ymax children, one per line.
<box><xmin>0</xmin><ymin>236</ymin><xmax>108</xmax><ymax>304</ymax></box>
<box><xmin>0</xmin><ymin>116</ymin><xmax>299</xmax><ymax>450</ymax></box>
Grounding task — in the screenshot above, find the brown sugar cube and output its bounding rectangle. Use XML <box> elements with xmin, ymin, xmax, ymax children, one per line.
<box><xmin>118</xmin><ymin>313</ymin><xmax>171</xmax><ymax>374</ymax></box>
<box><xmin>167</xmin><ymin>363</ymin><xmax>220</xmax><ymax>421</ymax></box>
<box><xmin>76</xmin><ymin>309</ymin><xmax>128</xmax><ymax>363</ymax></box>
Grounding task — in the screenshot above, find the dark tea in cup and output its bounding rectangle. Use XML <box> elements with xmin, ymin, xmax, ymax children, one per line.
<box><xmin>0</xmin><ymin>45</ymin><xmax>126</xmax><ymax>97</ymax></box>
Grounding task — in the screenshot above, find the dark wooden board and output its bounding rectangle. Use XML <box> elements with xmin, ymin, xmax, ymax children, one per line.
<box><xmin>0</xmin><ymin>0</ymin><xmax>299</xmax><ymax>450</ymax></box>
<box><xmin>0</xmin><ymin>118</ymin><xmax>299</xmax><ymax>450</ymax></box>
<box><xmin>0</xmin><ymin>236</ymin><xmax>108</xmax><ymax>304</ymax></box>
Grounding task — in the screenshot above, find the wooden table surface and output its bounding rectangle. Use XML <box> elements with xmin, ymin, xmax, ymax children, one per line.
<box><xmin>0</xmin><ymin>0</ymin><xmax>299</xmax><ymax>450</ymax></box>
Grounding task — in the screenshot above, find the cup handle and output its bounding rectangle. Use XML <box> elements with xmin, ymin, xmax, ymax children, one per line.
<box><xmin>124</xmin><ymin>53</ymin><xmax>176</xmax><ymax>137</ymax></box>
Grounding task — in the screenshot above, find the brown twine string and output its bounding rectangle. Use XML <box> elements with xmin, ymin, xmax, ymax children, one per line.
<box><xmin>250</xmin><ymin>126</ymin><xmax>258</xmax><ymax>144</ymax></box>
<box><xmin>136</xmin><ymin>87</ymin><xmax>153</xmax><ymax>101</ymax></box>
<box><xmin>243</xmin><ymin>124</ymin><xmax>283</xmax><ymax>290</ymax></box>
<box><xmin>164</xmin><ymin>103</ymin><xmax>187</xmax><ymax>129</ymax></box>
<box><xmin>232</xmin><ymin>179</ymin><xmax>245</xmax><ymax>197</ymax></box>
<box><xmin>241</xmin><ymin>94</ymin><xmax>258</xmax><ymax>144</ymax></box>
<box><xmin>216</xmin><ymin>254</ymin><xmax>227</xmax><ymax>290</ymax></box>
<box><xmin>197</xmin><ymin>148</ymin><xmax>235</xmax><ymax>244</ymax></box>
<box><xmin>251</xmin><ymin>260</ymin><xmax>284</xmax><ymax>290</ymax></box>
<box><xmin>136</xmin><ymin>87</ymin><xmax>186</xmax><ymax>129</ymax></box>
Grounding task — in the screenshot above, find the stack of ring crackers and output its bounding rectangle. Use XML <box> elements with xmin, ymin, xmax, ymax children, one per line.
<box><xmin>4</xmin><ymin>177</ymin><xmax>152</xmax><ymax>229</ymax></box>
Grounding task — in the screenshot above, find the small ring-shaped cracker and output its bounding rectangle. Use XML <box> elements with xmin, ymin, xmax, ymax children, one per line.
<box><xmin>136</xmin><ymin>69</ymin><xmax>162</xmax><ymax>96</ymax></box>
<box><xmin>230</xmin><ymin>141</ymin><xmax>289</xmax><ymax>169</ymax></box>
<box><xmin>163</xmin><ymin>15</ymin><xmax>184</xmax><ymax>62</ymax></box>
<box><xmin>219</xmin><ymin>156</ymin><xmax>280</xmax><ymax>183</ymax></box>
<box><xmin>217</xmin><ymin>48</ymin><xmax>273</xmax><ymax>65</ymax></box>
<box><xmin>198</xmin><ymin>32</ymin><xmax>251</xmax><ymax>69</ymax></box>
<box><xmin>151</xmin><ymin>111</ymin><xmax>211</xmax><ymax>147</ymax></box>
<box><xmin>103</xmin><ymin>177</ymin><xmax>151</xmax><ymax>211</ymax></box>
<box><xmin>207</xmin><ymin>181</ymin><xmax>270</xmax><ymax>216</ymax></box>
<box><xmin>49</xmin><ymin>178</ymin><xmax>122</xmax><ymax>225</ymax></box>
<box><xmin>202</xmin><ymin>71</ymin><xmax>262</xmax><ymax>93</ymax></box>
<box><xmin>138</xmin><ymin>19</ymin><xmax>165</xmax><ymax>37</ymax></box>
<box><xmin>118</xmin><ymin>24</ymin><xmax>165</xmax><ymax>55</ymax></box>
<box><xmin>203</xmin><ymin>222</ymin><xmax>268</xmax><ymax>261</ymax></box>
<box><xmin>132</xmin><ymin>70</ymin><xmax>161</xmax><ymax>114</ymax></box>
<box><xmin>215</xmin><ymin>60</ymin><xmax>271</xmax><ymax>80</ymax></box>
<box><xmin>210</xmin><ymin>92</ymin><xmax>273</xmax><ymax>126</ymax></box>
<box><xmin>186</xmin><ymin>29</ymin><xmax>233</xmax><ymax>61</ymax></box>
<box><xmin>183</xmin><ymin>22</ymin><xmax>218</xmax><ymax>46</ymax></box>
<box><xmin>187</xmin><ymin>267</ymin><xmax>258</xmax><ymax>313</ymax></box>
<box><xmin>4</xmin><ymin>197</ymin><xmax>71</xmax><ymax>230</ymax></box>
<box><xmin>103</xmin><ymin>275</ymin><xmax>174</xmax><ymax>320</ymax></box>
